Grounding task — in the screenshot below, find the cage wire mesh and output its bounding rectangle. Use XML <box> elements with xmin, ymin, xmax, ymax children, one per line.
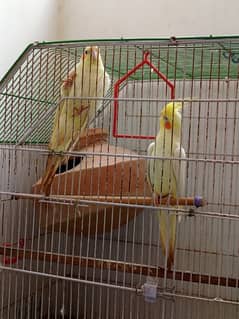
<box><xmin>0</xmin><ymin>37</ymin><xmax>239</xmax><ymax>318</ymax></box>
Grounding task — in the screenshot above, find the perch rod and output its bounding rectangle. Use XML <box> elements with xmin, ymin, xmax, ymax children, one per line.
<box><xmin>11</xmin><ymin>193</ymin><xmax>206</xmax><ymax>207</ymax></box>
<box><xmin>62</xmin><ymin>195</ymin><xmax>206</xmax><ymax>207</ymax></box>
<box><xmin>0</xmin><ymin>246</ymin><xmax>238</xmax><ymax>289</ymax></box>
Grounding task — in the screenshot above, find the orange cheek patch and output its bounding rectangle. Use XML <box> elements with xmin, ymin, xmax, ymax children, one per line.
<box><xmin>164</xmin><ymin>121</ymin><xmax>172</xmax><ymax>130</ymax></box>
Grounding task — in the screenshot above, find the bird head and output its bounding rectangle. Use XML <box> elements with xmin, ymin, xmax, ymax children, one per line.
<box><xmin>159</xmin><ymin>102</ymin><xmax>183</xmax><ymax>135</ymax></box>
<box><xmin>82</xmin><ymin>46</ymin><xmax>101</xmax><ymax>66</ymax></box>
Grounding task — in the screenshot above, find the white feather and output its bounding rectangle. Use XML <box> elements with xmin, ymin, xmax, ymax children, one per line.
<box><xmin>172</xmin><ymin>146</ymin><xmax>186</xmax><ymax>197</ymax></box>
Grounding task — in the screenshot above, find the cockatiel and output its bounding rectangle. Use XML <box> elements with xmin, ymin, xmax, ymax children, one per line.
<box><xmin>41</xmin><ymin>46</ymin><xmax>110</xmax><ymax>195</ymax></box>
<box><xmin>147</xmin><ymin>102</ymin><xmax>186</xmax><ymax>269</ymax></box>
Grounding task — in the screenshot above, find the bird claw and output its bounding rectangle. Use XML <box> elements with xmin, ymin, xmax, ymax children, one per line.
<box><xmin>153</xmin><ymin>193</ymin><xmax>171</xmax><ymax>206</ymax></box>
<box><xmin>62</xmin><ymin>71</ymin><xmax>76</xmax><ymax>88</ymax></box>
<box><xmin>73</xmin><ymin>105</ymin><xmax>89</xmax><ymax>117</ymax></box>
<box><xmin>153</xmin><ymin>193</ymin><xmax>160</xmax><ymax>206</ymax></box>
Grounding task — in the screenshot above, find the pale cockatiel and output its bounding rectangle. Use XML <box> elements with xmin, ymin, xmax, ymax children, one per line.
<box><xmin>147</xmin><ymin>102</ymin><xmax>186</xmax><ymax>269</ymax></box>
<box><xmin>41</xmin><ymin>46</ymin><xmax>110</xmax><ymax>195</ymax></box>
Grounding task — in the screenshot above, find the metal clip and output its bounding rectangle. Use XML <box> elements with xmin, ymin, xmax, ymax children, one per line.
<box><xmin>142</xmin><ymin>277</ymin><xmax>158</xmax><ymax>303</ymax></box>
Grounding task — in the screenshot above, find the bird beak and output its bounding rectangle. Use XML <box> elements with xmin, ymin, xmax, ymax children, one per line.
<box><xmin>164</xmin><ymin>121</ymin><xmax>172</xmax><ymax>130</ymax></box>
<box><xmin>91</xmin><ymin>47</ymin><xmax>98</xmax><ymax>61</ymax></box>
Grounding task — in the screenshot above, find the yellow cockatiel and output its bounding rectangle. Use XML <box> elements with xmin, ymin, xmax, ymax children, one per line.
<box><xmin>147</xmin><ymin>102</ymin><xmax>186</xmax><ymax>269</ymax></box>
<box><xmin>41</xmin><ymin>46</ymin><xmax>110</xmax><ymax>195</ymax></box>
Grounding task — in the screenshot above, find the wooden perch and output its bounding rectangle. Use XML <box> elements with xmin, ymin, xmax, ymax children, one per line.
<box><xmin>52</xmin><ymin>195</ymin><xmax>207</xmax><ymax>207</ymax></box>
<box><xmin>14</xmin><ymin>193</ymin><xmax>207</xmax><ymax>208</ymax></box>
<box><xmin>0</xmin><ymin>246</ymin><xmax>237</xmax><ymax>289</ymax></box>
<box><xmin>12</xmin><ymin>193</ymin><xmax>206</xmax><ymax>235</ymax></box>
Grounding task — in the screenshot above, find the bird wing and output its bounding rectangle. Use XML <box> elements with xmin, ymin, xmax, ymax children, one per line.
<box><xmin>95</xmin><ymin>71</ymin><xmax>111</xmax><ymax>118</ymax></box>
<box><xmin>48</xmin><ymin>100</ymin><xmax>65</xmax><ymax>150</ymax></box>
<box><xmin>172</xmin><ymin>146</ymin><xmax>186</xmax><ymax>197</ymax></box>
<box><xmin>146</xmin><ymin>141</ymin><xmax>155</xmax><ymax>191</ymax></box>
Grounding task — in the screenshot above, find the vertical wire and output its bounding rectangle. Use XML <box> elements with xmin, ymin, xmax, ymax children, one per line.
<box><xmin>145</xmin><ymin>47</ymin><xmax>154</xmax><ymax>302</ymax></box>
<box><xmin>86</xmin><ymin>47</ymin><xmax>98</xmax><ymax>318</ymax></box>
<box><xmin>229</xmin><ymin>66</ymin><xmax>239</xmax><ymax>304</ymax></box>
<box><xmin>122</xmin><ymin>209</ymin><xmax>130</xmax><ymax>319</ymax></box>
<box><xmin>123</xmin><ymin>45</ymin><xmax>130</xmax><ymax>147</ymax></box>
<box><xmin>129</xmin><ymin>43</ymin><xmax>141</xmax><ymax>319</ymax></box>
<box><xmin>14</xmin><ymin>63</ymin><xmax>27</xmax><ymax>318</ymax></box>
<box><xmin>160</xmin><ymin>43</ymin><xmax>171</xmax><ymax>319</ymax></box>
<box><xmin>168</xmin><ymin>44</ymin><xmax>175</xmax><ymax>319</ymax></box>
<box><xmin>23</xmin><ymin>184</ymin><xmax>32</xmax><ymax>318</ymax></box>
<box><xmin>188</xmin><ymin>43</ymin><xmax>196</xmax><ymax>307</ymax></box>
<box><xmin>97</xmin><ymin>45</ymin><xmax>110</xmax><ymax>319</ymax></box>
<box><xmin>205</xmin><ymin>47</ymin><xmax>214</xmax><ymax>301</ymax></box>
<box><xmin>68</xmin><ymin>56</ymin><xmax>80</xmax><ymax>316</ymax></box>
<box><xmin>38</xmin><ymin>46</ymin><xmax>51</xmax><ymax>319</ymax></box>
<box><xmin>34</xmin><ymin>201</ymin><xmax>42</xmax><ymax>319</ymax></box>
<box><xmin>26</xmin><ymin>44</ymin><xmax>41</xmax><ymax>315</ymax></box>
<box><xmin>172</xmin><ymin>41</ymin><xmax>178</xmax><ymax>299</ymax></box>
<box><xmin>132</xmin><ymin>45</ymin><xmax>137</xmax><ymax>153</ymax></box>
<box><xmin>7</xmin><ymin>185</ymin><xmax>13</xmax><ymax>319</ymax></box>
<box><xmin>105</xmin><ymin>44</ymin><xmax>116</xmax><ymax>319</ymax></box>
<box><xmin>67</xmin><ymin>49</ymin><xmax>80</xmax><ymax>319</ymax></box>
<box><xmin>213</xmin><ymin>47</ymin><xmax>222</xmax><ymax>305</ymax></box>
<box><xmin>171</xmin><ymin>42</ymin><xmax>181</xmax><ymax>319</ymax></box>
<box><xmin>178</xmin><ymin>43</ymin><xmax>187</xmax><ymax>314</ymax></box>
<box><xmin>54</xmin><ymin>45</ymin><xmax>76</xmax><ymax>318</ymax></box>
<box><xmin>218</xmin><ymin>41</ymin><xmax>231</xmax><ymax>303</ymax></box>
<box><xmin>112</xmin><ymin>44</ymin><xmax>123</xmax><ymax>319</ymax></box>
<box><xmin>77</xmin><ymin>212</ymin><xmax>86</xmax><ymax>318</ymax></box>
<box><xmin>34</xmin><ymin>47</ymin><xmax>45</xmax><ymax>318</ymax></box>
<box><xmin>73</xmin><ymin>45</ymin><xmax>87</xmax><ymax>319</ymax></box>
<box><xmin>154</xmin><ymin>46</ymin><xmax>161</xmax><ymax>285</ymax></box>
<box><xmin>196</xmin><ymin>44</ymin><xmax>204</xmax><ymax>301</ymax></box>
<box><xmin>228</xmin><ymin>48</ymin><xmax>238</xmax><ymax>306</ymax></box>
<box><xmin>46</xmin><ymin>46</ymin><xmax>60</xmax><ymax>319</ymax></box>
<box><xmin>184</xmin><ymin>44</ymin><xmax>193</xmax><ymax>317</ymax></box>
<box><xmin>120</xmin><ymin>69</ymin><xmax>130</xmax><ymax>318</ymax></box>
<box><xmin>209</xmin><ymin>45</ymin><xmax>220</xmax><ymax>292</ymax></box>
<box><xmin>15</xmin><ymin>53</ymin><xmax>28</xmax><ymax>318</ymax></box>
<box><xmin>61</xmin><ymin>46</ymin><xmax>79</xmax><ymax>315</ymax></box>
<box><xmin>83</xmin><ymin>128</ymin><xmax>94</xmax><ymax>319</ymax></box>
<box><xmin>138</xmin><ymin>44</ymin><xmax>145</xmax><ymax>288</ymax></box>
<box><xmin>90</xmin><ymin>46</ymin><xmax>102</xmax><ymax>318</ymax></box>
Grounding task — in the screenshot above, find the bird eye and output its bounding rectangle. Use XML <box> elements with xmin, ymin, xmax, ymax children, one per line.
<box><xmin>163</xmin><ymin>115</ymin><xmax>169</xmax><ymax>121</ymax></box>
<box><xmin>85</xmin><ymin>50</ymin><xmax>88</xmax><ymax>54</ymax></box>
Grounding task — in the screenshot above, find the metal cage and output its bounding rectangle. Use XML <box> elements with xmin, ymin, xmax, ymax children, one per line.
<box><xmin>0</xmin><ymin>36</ymin><xmax>239</xmax><ymax>318</ymax></box>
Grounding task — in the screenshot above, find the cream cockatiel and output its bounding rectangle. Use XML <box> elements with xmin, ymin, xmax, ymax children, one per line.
<box><xmin>147</xmin><ymin>102</ymin><xmax>186</xmax><ymax>269</ymax></box>
<box><xmin>41</xmin><ymin>46</ymin><xmax>110</xmax><ymax>195</ymax></box>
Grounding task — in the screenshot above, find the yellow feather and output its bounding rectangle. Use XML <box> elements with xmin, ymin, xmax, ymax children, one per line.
<box><xmin>147</xmin><ymin>102</ymin><xmax>186</xmax><ymax>269</ymax></box>
<box><xmin>41</xmin><ymin>46</ymin><xmax>110</xmax><ymax>195</ymax></box>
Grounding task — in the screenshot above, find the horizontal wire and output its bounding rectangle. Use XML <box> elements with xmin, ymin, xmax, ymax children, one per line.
<box><xmin>0</xmin><ymin>265</ymin><xmax>139</xmax><ymax>293</ymax></box>
<box><xmin>0</xmin><ymin>191</ymin><xmax>238</xmax><ymax>220</ymax></box>
<box><xmin>1</xmin><ymin>247</ymin><xmax>239</xmax><ymax>290</ymax></box>
<box><xmin>6</xmin><ymin>145</ymin><xmax>239</xmax><ymax>165</ymax></box>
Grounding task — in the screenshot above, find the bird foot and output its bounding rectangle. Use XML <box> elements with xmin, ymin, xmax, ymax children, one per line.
<box><xmin>73</xmin><ymin>105</ymin><xmax>89</xmax><ymax>117</ymax></box>
<box><xmin>153</xmin><ymin>194</ymin><xmax>171</xmax><ymax>206</ymax></box>
<box><xmin>62</xmin><ymin>71</ymin><xmax>77</xmax><ymax>89</ymax></box>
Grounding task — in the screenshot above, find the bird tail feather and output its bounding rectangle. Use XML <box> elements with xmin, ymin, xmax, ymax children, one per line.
<box><xmin>40</xmin><ymin>155</ymin><xmax>61</xmax><ymax>196</ymax></box>
<box><xmin>158</xmin><ymin>210</ymin><xmax>177</xmax><ymax>270</ymax></box>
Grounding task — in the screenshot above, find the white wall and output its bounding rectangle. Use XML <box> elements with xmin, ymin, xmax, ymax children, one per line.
<box><xmin>57</xmin><ymin>0</ymin><xmax>239</xmax><ymax>40</ymax></box>
<box><xmin>0</xmin><ymin>0</ymin><xmax>60</xmax><ymax>79</ymax></box>
<box><xmin>1</xmin><ymin>0</ymin><xmax>239</xmax><ymax>80</ymax></box>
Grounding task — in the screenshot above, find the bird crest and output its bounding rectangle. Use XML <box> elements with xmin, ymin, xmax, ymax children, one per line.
<box><xmin>160</xmin><ymin>102</ymin><xmax>183</xmax><ymax>118</ymax></box>
<box><xmin>159</xmin><ymin>102</ymin><xmax>184</xmax><ymax>132</ymax></box>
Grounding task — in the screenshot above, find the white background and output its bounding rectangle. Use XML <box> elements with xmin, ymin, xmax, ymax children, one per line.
<box><xmin>1</xmin><ymin>0</ymin><xmax>239</xmax><ymax>79</ymax></box>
